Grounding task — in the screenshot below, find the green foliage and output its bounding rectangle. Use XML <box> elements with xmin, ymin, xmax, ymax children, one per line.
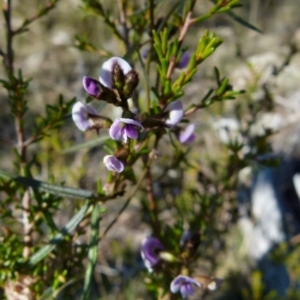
<box><xmin>0</xmin><ymin>0</ymin><xmax>294</xmax><ymax>300</ymax></box>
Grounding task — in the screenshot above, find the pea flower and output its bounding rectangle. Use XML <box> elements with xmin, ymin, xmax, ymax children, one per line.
<box><xmin>109</xmin><ymin>118</ymin><xmax>143</xmax><ymax>143</ymax></box>
<box><xmin>103</xmin><ymin>155</ymin><xmax>124</xmax><ymax>173</ymax></box>
<box><xmin>99</xmin><ymin>56</ymin><xmax>132</xmax><ymax>89</ymax></box>
<box><xmin>141</xmin><ymin>237</ymin><xmax>164</xmax><ymax>272</ymax></box>
<box><xmin>83</xmin><ymin>76</ymin><xmax>101</xmax><ymax>98</ymax></box>
<box><xmin>179</xmin><ymin>124</ymin><xmax>196</xmax><ymax>144</ymax></box>
<box><xmin>164</xmin><ymin>100</ymin><xmax>184</xmax><ymax>126</ymax></box>
<box><xmin>170</xmin><ymin>275</ymin><xmax>201</xmax><ymax>299</ymax></box>
<box><xmin>176</xmin><ymin>51</ymin><xmax>190</xmax><ymax>69</ymax></box>
<box><xmin>72</xmin><ymin>102</ymin><xmax>98</xmax><ymax>131</ymax></box>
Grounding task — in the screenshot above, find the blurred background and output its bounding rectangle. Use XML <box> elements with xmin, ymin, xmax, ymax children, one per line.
<box><xmin>1</xmin><ymin>0</ymin><xmax>300</xmax><ymax>299</ymax></box>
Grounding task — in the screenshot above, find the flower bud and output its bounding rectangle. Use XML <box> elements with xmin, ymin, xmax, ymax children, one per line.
<box><xmin>159</xmin><ymin>251</ymin><xmax>181</xmax><ymax>263</ymax></box>
<box><xmin>112</xmin><ymin>61</ymin><xmax>125</xmax><ymax>91</ymax></box>
<box><xmin>115</xmin><ymin>147</ymin><xmax>129</xmax><ymax>162</ymax></box>
<box><xmin>123</xmin><ymin>70</ymin><xmax>139</xmax><ymax>98</ymax></box>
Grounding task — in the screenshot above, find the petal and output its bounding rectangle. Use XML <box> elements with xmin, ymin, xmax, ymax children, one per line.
<box><xmin>121</xmin><ymin>127</ymin><xmax>128</xmax><ymax>143</ymax></box>
<box><xmin>170</xmin><ymin>275</ymin><xmax>201</xmax><ymax>294</ymax></box>
<box><xmin>141</xmin><ymin>46</ymin><xmax>149</xmax><ymax>59</ymax></box>
<box><xmin>176</xmin><ymin>51</ymin><xmax>190</xmax><ymax>69</ymax></box>
<box><xmin>82</xmin><ymin>76</ymin><xmax>101</xmax><ymax>97</ymax></box>
<box><xmin>72</xmin><ymin>102</ymin><xmax>98</xmax><ymax>131</ymax></box>
<box><xmin>164</xmin><ymin>100</ymin><xmax>184</xmax><ymax>126</ymax></box>
<box><xmin>103</xmin><ymin>155</ymin><xmax>124</xmax><ymax>173</ymax></box>
<box><xmin>180</xmin><ymin>283</ymin><xmax>195</xmax><ymax>298</ymax></box>
<box><xmin>124</xmin><ymin>124</ymin><xmax>138</xmax><ymax>140</ymax></box>
<box><xmin>109</xmin><ymin>119</ymin><xmax>123</xmax><ymax>140</ymax></box>
<box><xmin>118</xmin><ymin>117</ymin><xmax>143</xmax><ymax>129</ymax></box>
<box><xmin>141</xmin><ymin>237</ymin><xmax>164</xmax><ymax>270</ymax></box>
<box><xmin>179</xmin><ymin>124</ymin><xmax>196</xmax><ymax>144</ymax></box>
<box><xmin>99</xmin><ymin>57</ymin><xmax>132</xmax><ymax>88</ymax></box>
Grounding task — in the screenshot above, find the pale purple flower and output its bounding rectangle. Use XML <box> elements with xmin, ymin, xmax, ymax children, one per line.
<box><xmin>99</xmin><ymin>57</ymin><xmax>132</xmax><ymax>89</ymax></box>
<box><xmin>103</xmin><ymin>155</ymin><xmax>124</xmax><ymax>173</ymax></box>
<box><xmin>141</xmin><ymin>237</ymin><xmax>164</xmax><ymax>272</ymax></box>
<box><xmin>82</xmin><ymin>76</ymin><xmax>101</xmax><ymax>97</ymax></box>
<box><xmin>72</xmin><ymin>102</ymin><xmax>98</xmax><ymax>131</ymax></box>
<box><xmin>176</xmin><ymin>51</ymin><xmax>190</xmax><ymax>69</ymax></box>
<box><xmin>164</xmin><ymin>100</ymin><xmax>184</xmax><ymax>126</ymax></box>
<box><xmin>109</xmin><ymin>118</ymin><xmax>143</xmax><ymax>143</ymax></box>
<box><xmin>170</xmin><ymin>275</ymin><xmax>201</xmax><ymax>299</ymax></box>
<box><xmin>179</xmin><ymin>124</ymin><xmax>196</xmax><ymax>144</ymax></box>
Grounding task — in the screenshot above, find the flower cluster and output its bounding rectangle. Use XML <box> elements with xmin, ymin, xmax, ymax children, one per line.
<box><xmin>72</xmin><ymin>56</ymin><xmax>197</xmax><ymax>173</ymax></box>
<box><xmin>141</xmin><ymin>235</ymin><xmax>220</xmax><ymax>298</ymax></box>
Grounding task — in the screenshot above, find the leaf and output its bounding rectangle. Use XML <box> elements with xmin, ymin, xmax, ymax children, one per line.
<box><xmin>227</xmin><ymin>11</ymin><xmax>262</xmax><ymax>34</ymax></box>
<box><xmin>62</xmin><ymin>135</ymin><xmax>110</xmax><ymax>154</ymax></box>
<box><xmin>29</xmin><ymin>203</ymin><xmax>91</xmax><ymax>266</ymax></box>
<box><xmin>80</xmin><ymin>204</ymin><xmax>101</xmax><ymax>300</ymax></box>
<box><xmin>209</xmin><ymin>0</ymin><xmax>262</xmax><ymax>34</ymax></box>
<box><xmin>0</xmin><ymin>169</ymin><xmax>95</xmax><ymax>199</ymax></box>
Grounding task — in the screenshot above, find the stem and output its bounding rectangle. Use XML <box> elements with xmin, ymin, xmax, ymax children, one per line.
<box><xmin>3</xmin><ymin>0</ymin><xmax>14</xmax><ymax>73</ymax></box>
<box><xmin>22</xmin><ymin>190</ymin><xmax>33</xmax><ymax>258</ymax></box>
<box><xmin>3</xmin><ymin>0</ymin><xmax>32</xmax><ymax>259</ymax></box>
<box><xmin>165</xmin><ymin>0</ymin><xmax>197</xmax><ymax>80</ymax></box>
<box><xmin>100</xmin><ymin>168</ymin><xmax>148</xmax><ymax>240</ymax></box>
<box><xmin>118</xmin><ymin>0</ymin><xmax>130</xmax><ymax>51</ymax></box>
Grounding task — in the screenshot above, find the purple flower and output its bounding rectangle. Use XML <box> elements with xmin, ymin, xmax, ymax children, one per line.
<box><xmin>170</xmin><ymin>275</ymin><xmax>201</xmax><ymax>299</ymax></box>
<box><xmin>141</xmin><ymin>237</ymin><xmax>164</xmax><ymax>272</ymax></box>
<box><xmin>103</xmin><ymin>155</ymin><xmax>124</xmax><ymax>173</ymax></box>
<box><xmin>179</xmin><ymin>124</ymin><xmax>196</xmax><ymax>144</ymax></box>
<box><xmin>109</xmin><ymin>118</ymin><xmax>143</xmax><ymax>143</ymax></box>
<box><xmin>82</xmin><ymin>76</ymin><xmax>101</xmax><ymax>97</ymax></box>
<box><xmin>72</xmin><ymin>102</ymin><xmax>98</xmax><ymax>131</ymax></box>
<box><xmin>164</xmin><ymin>100</ymin><xmax>184</xmax><ymax>126</ymax></box>
<box><xmin>99</xmin><ymin>57</ymin><xmax>132</xmax><ymax>89</ymax></box>
<box><xmin>176</xmin><ymin>51</ymin><xmax>190</xmax><ymax>69</ymax></box>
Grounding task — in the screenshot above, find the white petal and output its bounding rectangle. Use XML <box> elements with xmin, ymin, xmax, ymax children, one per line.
<box><xmin>99</xmin><ymin>57</ymin><xmax>132</xmax><ymax>88</ymax></box>
<box><xmin>72</xmin><ymin>102</ymin><xmax>98</xmax><ymax>131</ymax></box>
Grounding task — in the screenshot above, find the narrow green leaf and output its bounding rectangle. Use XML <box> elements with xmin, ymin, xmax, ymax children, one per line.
<box><xmin>227</xmin><ymin>11</ymin><xmax>262</xmax><ymax>33</ymax></box>
<box><xmin>0</xmin><ymin>169</ymin><xmax>95</xmax><ymax>199</ymax></box>
<box><xmin>80</xmin><ymin>204</ymin><xmax>101</xmax><ymax>300</ymax></box>
<box><xmin>29</xmin><ymin>203</ymin><xmax>91</xmax><ymax>266</ymax></box>
<box><xmin>62</xmin><ymin>135</ymin><xmax>110</xmax><ymax>154</ymax></box>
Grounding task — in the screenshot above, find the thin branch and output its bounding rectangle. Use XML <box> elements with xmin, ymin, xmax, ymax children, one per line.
<box><xmin>99</xmin><ymin>168</ymin><xmax>148</xmax><ymax>240</ymax></box>
<box><xmin>118</xmin><ymin>0</ymin><xmax>130</xmax><ymax>51</ymax></box>
<box><xmin>13</xmin><ymin>0</ymin><xmax>61</xmax><ymax>36</ymax></box>
<box><xmin>0</xmin><ymin>48</ymin><xmax>5</xmax><ymax>57</ymax></box>
<box><xmin>3</xmin><ymin>0</ymin><xmax>14</xmax><ymax>72</ymax></box>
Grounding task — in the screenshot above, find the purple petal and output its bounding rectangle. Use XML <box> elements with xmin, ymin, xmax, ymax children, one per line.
<box><xmin>99</xmin><ymin>57</ymin><xmax>132</xmax><ymax>88</ymax></box>
<box><xmin>176</xmin><ymin>51</ymin><xmax>190</xmax><ymax>69</ymax></box>
<box><xmin>82</xmin><ymin>76</ymin><xmax>101</xmax><ymax>97</ymax></box>
<box><xmin>72</xmin><ymin>102</ymin><xmax>98</xmax><ymax>131</ymax></box>
<box><xmin>181</xmin><ymin>283</ymin><xmax>195</xmax><ymax>298</ymax></box>
<box><xmin>164</xmin><ymin>100</ymin><xmax>184</xmax><ymax>126</ymax></box>
<box><xmin>170</xmin><ymin>275</ymin><xmax>201</xmax><ymax>295</ymax></box>
<box><xmin>179</xmin><ymin>124</ymin><xmax>196</xmax><ymax>144</ymax></box>
<box><xmin>103</xmin><ymin>155</ymin><xmax>124</xmax><ymax>173</ymax></box>
<box><xmin>118</xmin><ymin>118</ymin><xmax>143</xmax><ymax>128</ymax></box>
<box><xmin>141</xmin><ymin>46</ymin><xmax>149</xmax><ymax>59</ymax></box>
<box><xmin>124</xmin><ymin>125</ymin><xmax>138</xmax><ymax>139</ymax></box>
<box><xmin>109</xmin><ymin>119</ymin><xmax>123</xmax><ymax>140</ymax></box>
<box><xmin>141</xmin><ymin>237</ymin><xmax>164</xmax><ymax>272</ymax></box>
<box><xmin>109</xmin><ymin>118</ymin><xmax>143</xmax><ymax>142</ymax></box>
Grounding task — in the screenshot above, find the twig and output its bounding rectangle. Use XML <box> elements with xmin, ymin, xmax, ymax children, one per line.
<box><xmin>3</xmin><ymin>0</ymin><xmax>14</xmax><ymax>72</ymax></box>
<box><xmin>13</xmin><ymin>0</ymin><xmax>61</xmax><ymax>36</ymax></box>
<box><xmin>22</xmin><ymin>190</ymin><xmax>33</xmax><ymax>258</ymax></box>
<box><xmin>0</xmin><ymin>48</ymin><xmax>5</xmax><ymax>57</ymax></box>
<box><xmin>99</xmin><ymin>168</ymin><xmax>148</xmax><ymax>240</ymax></box>
<box><xmin>166</xmin><ymin>6</ymin><xmax>195</xmax><ymax>80</ymax></box>
<box><xmin>118</xmin><ymin>0</ymin><xmax>130</xmax><ymax>51</ymax></box>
